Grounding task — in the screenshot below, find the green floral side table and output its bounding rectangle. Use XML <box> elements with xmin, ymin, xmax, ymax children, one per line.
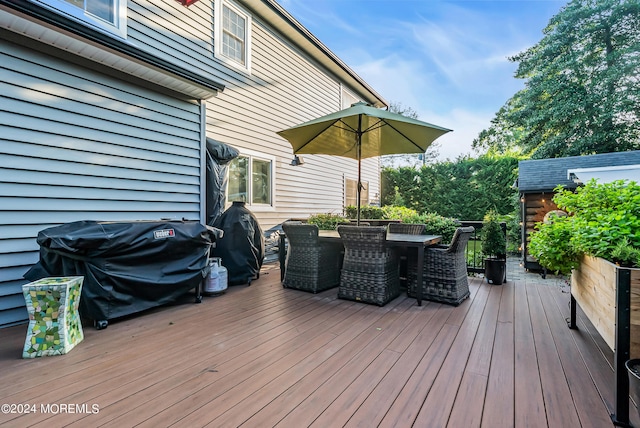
<box><xmin>22</xmin><ymin>276</ymin><xmax>84</xmax><ymax>358</ymax></box>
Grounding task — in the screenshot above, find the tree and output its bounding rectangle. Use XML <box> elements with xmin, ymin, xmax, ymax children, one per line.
<box><xmin>474</xmin><ymin>0</ymin><xmax>640</xmax><ymax>158</ymax></box>
<box><xmin>381</xmin><ymin>154</ymin><xmax>520</xmax><ymax>221</ymax></box>
<box><xmin>380</xmin><ymin>102</ymin><xmax>441</xmax><ymax>167</ymax></box>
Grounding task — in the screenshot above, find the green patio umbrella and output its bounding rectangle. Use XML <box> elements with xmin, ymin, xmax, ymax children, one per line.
<box><xmin>277</xmin><ymin>102</ymin><xmax>452</xmax><ymax>224</ymax></box>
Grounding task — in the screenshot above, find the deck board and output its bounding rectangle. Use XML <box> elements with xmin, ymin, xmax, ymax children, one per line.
<box><xmin>0</xmin><ymin>264</ymin><xmax>626</xmax><ymax>427</ymax></box>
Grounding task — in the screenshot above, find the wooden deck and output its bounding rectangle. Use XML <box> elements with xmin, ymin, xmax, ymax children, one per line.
<box><xmin>0</xmin><ymin>263</ymin><xmax>637</xmax><ymax>427</ymax></box>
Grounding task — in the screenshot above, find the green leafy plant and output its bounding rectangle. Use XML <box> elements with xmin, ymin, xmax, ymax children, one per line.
<box><xmin>529</xmin><ymin>179</ymin><xmax>640</xmax><ymax>274</ymax></box>
<box><xmin>421</xmin><ymin>212</ymin><xmax>459</xmax><ymax>244</ymax></box>
<box><xmin>529</xmin><ymin>214</ymin><xmax>580</xmax><ymax>275</ymax></box>
<box><xmin>307</xmin><ymin>213</ymin><xmax>348</xmax><ymax>230</ymax></box>
<box><xmin>610</xmin><ymin>238</ymin><xmax>640</xmax><ymax>268</ymax></box>
<box><xmin>344</xmin><ymin>205</ymin><xmax>385</xmax><ymax>219</ymax></box>
<box><xmin>480</xmin><ymin>210</ymin><xmax>506</xmax><ymax>259</ymax></box>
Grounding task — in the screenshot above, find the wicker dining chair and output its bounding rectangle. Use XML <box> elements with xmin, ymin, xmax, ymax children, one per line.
<box><xmin>408</xmin><ymin>226</ymin><xmax>475</xmax><ymax>306</ymax></box>
<box><xmin>387</xmin><ymin>223</ymin><xmax>426</xmax><ymax>288</ymax></box>
<box><xmin>387</xmin><ymin>223</ymin><xmax>426</xmax><ymax>235</ymax></box>
<box><xmin>337</xmin><ymin>225</ymin><xmax>400</xmax><ymax>306</ymax></box>
<box><xmin>281</xmin><ymin>222</ymin><xmax>343</xmax><ymax>293</ymax></box>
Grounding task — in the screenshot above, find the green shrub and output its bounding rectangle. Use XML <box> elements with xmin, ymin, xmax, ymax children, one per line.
<box><xmin>344</xmin><ymin>205</ymin><xmax>385</xmax><ymax>219</ymax></box>
<box><xmin>610</xmin><ymin>238</ymin><xmax>640</xmax><ymax>268</ymax></box>
<box><xmin>381</xmin><ymin>206</ymin><xmax>421</xmax><ymax>222</ymax></box>
<box><xmin>421</xmin><ymin>212</ymin><xmax>460</xmax><ymax>244</ymax></box>
<box><xmin>307</xmin><ymin>213</ymin><xmax>348</xmax><ymax>230</ymax></box>
<box><xmin>529</xmin><ymin>215</ymin><xmax>580</xmax><ymax>275</ymax></box>
<box><xmin>480</xmin><ymin>210</ymin><xmax>506</xmax><ymax>259</ymax></box>
<box><xmin>329</xmin><ymin>205</ymin><xmax>459</xmax><ymax>242</ymax></box>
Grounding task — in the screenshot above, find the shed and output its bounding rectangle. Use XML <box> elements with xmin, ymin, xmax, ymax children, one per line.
<box><xmin>517</xmin><ymin>151</ymin><xmax>640</xmax><ymax>271</ymax></box>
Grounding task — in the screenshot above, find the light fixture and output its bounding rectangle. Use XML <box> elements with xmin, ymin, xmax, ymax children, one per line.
<box><xmin>290</xmin><ymin>155</ymin><xmax>304</xmax><ymax>166</ymax></box>
<box><xmin>175</xmin><ymin>0</ymin><xmax>200</xmax><ymax>6</ymax></box>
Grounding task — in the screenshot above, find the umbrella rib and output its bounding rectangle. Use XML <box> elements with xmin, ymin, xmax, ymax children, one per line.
<box><xmin>362</xmin><ymin>118</ymin><xmax>385</xmax><ymax>134</ymax></box>
<box><xmin>383</xmin><ymin>120</ymin><xmax>430</xmax><ymax>151</ymax></box>
<box><xmin>293</xmin><ymin>120</ymin><xmax>340</xmax><ymax>153</ymax></box>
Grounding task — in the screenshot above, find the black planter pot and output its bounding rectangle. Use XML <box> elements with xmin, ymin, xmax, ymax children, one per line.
<box><xmin>627</xmin><ymin>359</ymin><xmax>640</xmax><ymax>420</ymax></box>
<box><xmin>484</xmin><ymin>258</ymin><xmax>506</xmax><ymax>285</ymax></box>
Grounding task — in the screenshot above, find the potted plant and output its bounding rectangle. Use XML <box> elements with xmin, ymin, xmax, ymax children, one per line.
<box><xmin>481</xmin><ymin>210</ymin><xmax>506</xmax><ymax>284</ymax></box>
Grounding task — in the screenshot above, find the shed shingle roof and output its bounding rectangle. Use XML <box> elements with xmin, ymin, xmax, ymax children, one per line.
<box><xmin>518</xmin><ymin>151</ymin><xmax>640</xmax><ymax>192</ymax></box>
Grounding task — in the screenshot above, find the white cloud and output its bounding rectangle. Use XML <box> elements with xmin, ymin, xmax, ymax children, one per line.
<box><xmin>277</xmin><ymin>0</ymin><xmax>564</xmax><ymax>160</ymax></box>
<box><xmin>425</xmin><ymin>109</ymin><xmax>493</xmax><ymax>161</ymax></box>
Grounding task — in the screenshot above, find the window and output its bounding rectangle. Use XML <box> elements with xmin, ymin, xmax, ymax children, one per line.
<box><xmin>33</xmin><ymin>0</ymin><xmax>127</xmax><ymax>38</ymax></box>
<box><xmin>227</xmin><ymin>153</ymin><xmax>273</xmax><ymax>208</ymax></box>
<box><xmin>341</xmin><ymin>86</ymin><xmax>360</xmax><ymax>109</ymax></box>
<box><xmin>345</xmin><ymin>178</ymin><xmax>368</xmax><ymax>207</ymax></box>
<box><xmin>215</xmin><ymin>0</ymin><xmax>251</xmax><ymax>72</ymax></box>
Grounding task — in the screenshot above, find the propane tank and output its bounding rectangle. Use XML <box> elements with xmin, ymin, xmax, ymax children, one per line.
<box><xmin>217</xmin><ymin>257</ymin><xmax>228</xmax><ymax>292</ymax></box>
<box><xmin>204</xmin><ymin>258</ymin><xmax>220</xmax><ymax>294</ymax></box>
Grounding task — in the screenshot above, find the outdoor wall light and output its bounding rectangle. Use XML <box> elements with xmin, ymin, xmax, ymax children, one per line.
<box><xmin>290</xmin><ymin>155</ymin><xmax>304</xmax><ymax>166</ymax></box>
<box><xmin>175</xmin><ymin>0</ymin><xmax>200</xmax><ymax>6</ymax></box>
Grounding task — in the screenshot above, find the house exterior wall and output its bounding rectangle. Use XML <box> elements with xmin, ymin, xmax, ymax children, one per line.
<box><xmin>206</xmin><ymin>11</ymin><xmax>380</xmax><ymax>228</ymax></box>
<box><xmin>0</xmin><ymin>38</ymin><xmax>205</xmax><ymax>326</ymax></box>
<box><xmin>128</xmin><ymin>0</ymin><xmax>382</xmax><ymax>227</ymax></box>
<box><xmin>0</xmin><ymin>0</ymin><xmax>384</xmax><ymax>327</ymax></box>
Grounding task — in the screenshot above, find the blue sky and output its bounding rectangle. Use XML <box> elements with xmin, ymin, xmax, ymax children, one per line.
<box><xmin>277</xmin><ymin>0</ymin><xmax>568</xmax><ymax>160</ymax></box>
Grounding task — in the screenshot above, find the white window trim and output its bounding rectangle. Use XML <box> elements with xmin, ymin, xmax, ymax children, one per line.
<box><xmin>341</xmin><ymin>85</ymin><xmax>360</xmax><ymax>109</ymax></box>
<box><xmin>227</xmin><ymin>148</ymin><xmax>275</xmax><ymax>212</ymax></box>
<box><xmin>32</xmin><ymin>0</ymin><xmax>127</xmax><ymax>39</ymax></box>
<box><xmin>214</xmin><ymin>0</ymin><xmax>252</xmax><ymax>74</ymax></box>
<box><xmin>344</xmin><ymin>176</ymin><xmax>369</xmax><ymax>208</ymax></box>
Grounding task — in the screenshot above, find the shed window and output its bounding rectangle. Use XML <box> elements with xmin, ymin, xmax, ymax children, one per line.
<box><xmin>34</xmin><ymin>0</ymin><xmax>127</xmax><ymax>38</ymax></box>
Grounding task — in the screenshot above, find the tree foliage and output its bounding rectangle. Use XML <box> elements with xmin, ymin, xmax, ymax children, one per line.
<box><xmin>380</xmin><ymin>101</ymin><xmax>440</xmax><ymax>168</ymax></box>
<box><xmin>381</xmin><ymin>154</ymin><xmax>521</xmax><ymax>221</ymax></box>
<box><xmin>474</xmin><ymin>0</ymin><xmax>640</xmax><ymax>158</ymax></box>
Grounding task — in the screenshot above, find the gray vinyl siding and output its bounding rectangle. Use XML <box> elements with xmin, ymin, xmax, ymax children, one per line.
<box><xmin>127</xmin><ymin>0</ymin><xmax>380</xmax><ymax>229</ymax></box>
<box><xmin>0</xmin><ymin>40</ymin><xmax>204</xmax><ymax>327</ymax></box>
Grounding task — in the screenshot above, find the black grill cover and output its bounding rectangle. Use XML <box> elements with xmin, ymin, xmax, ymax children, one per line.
<box><xmin>24</xmin><ymin>220</ymin><xmax>219</xmax><ymax>322</ymax></box>
<box><xmin>206</xmin><ymin>138</ymin><xmax>239</xmax><ymax>226</ymax></box>
<box><xmin>212</xmin><ymin>201</ymin><xmax>265</xmax><ymax>285</ymax></box>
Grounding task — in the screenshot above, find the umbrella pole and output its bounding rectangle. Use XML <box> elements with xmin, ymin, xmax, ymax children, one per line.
<box><xmin>356</xmin><ymin>116</ymin><xmax>362</xmax><ymax>226</ymax></box>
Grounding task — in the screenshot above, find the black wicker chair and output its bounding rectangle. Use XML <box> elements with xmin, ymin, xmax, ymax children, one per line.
<box><xmin>387</xmin><ymin>223</ymin><xmax>426</xmax><ymax>288</ymax></box>
<box><xmin>281</xmin><ymin>222</ymin><xmax>343</xmax><ymax>293</ymax></box>
<box><xmin>337</xmin><ymin>225</ymin><xmax>400</xmax><ymax>306</ymax></box>
<box><xmin>387</xmin><ymin>223</ymin><xmax>426</xmax><ymax>235</ymax></box>
<box><xmin>408</xmin><ymin>226</ymin><xmax>474</xmax><ymax>306</ymax></box>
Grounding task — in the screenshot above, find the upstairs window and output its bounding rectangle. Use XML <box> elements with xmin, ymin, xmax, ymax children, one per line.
<box><xmin>33</xmin><ymin>0</ymin><xmax>127</xmax><ymax>38</ymax></box>
<box><xmin>341</xmin><ymin>87</ymin><xmax>360</xmax><ymax>109</ymax></box>
<box><xmin>215</xmin><ymin>0</ymin><xmax>251</xmax><ymax>73</ymax></box>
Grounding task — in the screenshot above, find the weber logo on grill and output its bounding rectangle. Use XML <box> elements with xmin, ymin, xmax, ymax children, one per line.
<box><xmin>153</xmin><ymin>229</ymin><xmax>175</xmax><ymax>239</ymax></box>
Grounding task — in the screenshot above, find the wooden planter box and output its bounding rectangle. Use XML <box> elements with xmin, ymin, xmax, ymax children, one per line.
<box><xmin>571</xmin><ymin>255</ymin><xmax>640</xmax><ymax>356</ymax></box>
<box><xmin>571</xmin><ymin>255</ymin><xmax>640</xmax><ymax>425</ymax></box>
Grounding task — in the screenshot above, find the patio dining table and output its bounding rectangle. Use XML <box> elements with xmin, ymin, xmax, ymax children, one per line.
<box><xmin>279</xmin><ymin>230</ymin><xmax>442</xmax><ymax>306</ymax></box>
